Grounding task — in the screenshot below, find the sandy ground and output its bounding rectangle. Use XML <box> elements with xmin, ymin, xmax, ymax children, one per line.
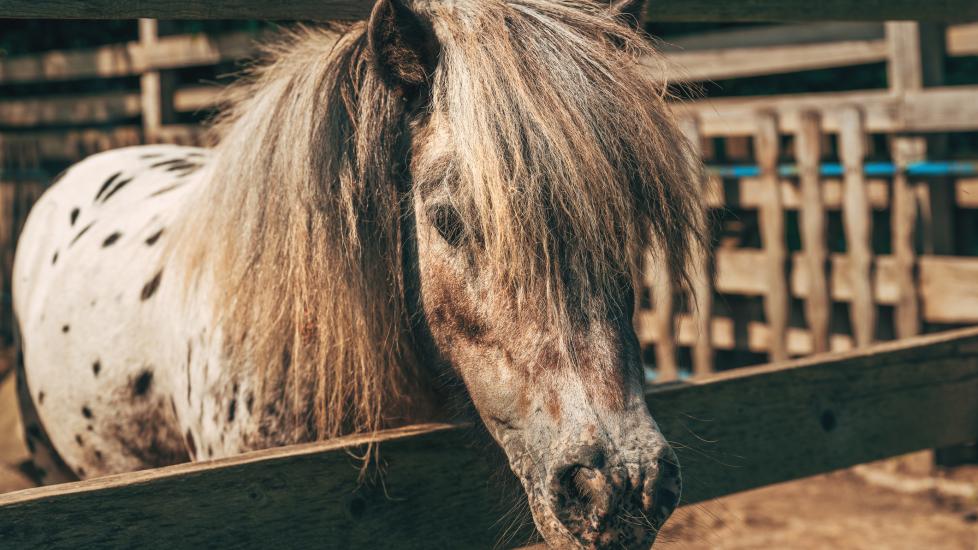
<box><xmin>659</xmin><ymin>469</ymin><xmax>978</xmax><ymax>550</ymax></box>
<box><xmin>1</xmin><ymin>372</ymin><xmax>976</xmax><ymax>548</ymax></box>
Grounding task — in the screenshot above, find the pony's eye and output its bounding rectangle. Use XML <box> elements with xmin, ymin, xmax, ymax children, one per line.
<box><xmin>431</xmin><ymin>205</ymin><xmax>465</xmax><ymax>247</ymax></box>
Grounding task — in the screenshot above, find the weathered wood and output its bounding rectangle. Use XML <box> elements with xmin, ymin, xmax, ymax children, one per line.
<box><xmin>838</xmin><ymin>107</ymin><xmax>875</xmax><ymax>348</ymax></box>
<box><xmin>681</xmin><ymin>117</ymin><xmax>714</xmax><ymax>377</ymax></box>
<box><xmin>947</xmin><ymin>22</ymin><xmax>978</xmax><ymax>56</ymax></box>
<box><xmin>890</xmin><ymin>137</ymin><xmax>925</xmax><ymax>338</ymax></box>
<box><xmin>139</xmin><ymin>20</ymin><xmax>176</xmax><ymax>142</ymax></box>
<box><xmin>0</xmin><ymin>31</ymin><xmax>260</xmax><ymax>85</ymax></box>
<box><xmin>795</xmin><ymin>111</ymin><xmax>830</xmax><ymax>354</ymax></box>
<box><xmin>3</xmin><ymin>0</ymin><xmax>976</xmax><ymax>20</ymax></box>
<box><xmin>0</xmin><ymin>92</ymin><xmax>141</xmax><ymax>127</ymax></box>
<box><xmin>662</xmin><ymin>38</ymin><xmax>888</xmax><ymax>82</ymax></box>
<box><xmin>4</xmin><ymin>327</ymin><xmax>978</xmax><ymax>549</ymax></box>
<box><xmin>651</xmin><ymin>257</ymin><xmax>678</xmax><ymax>381</ymax></box>
<box><xmin>754</xmin><ymin>112</ymin><xmax>789</xmax><ymax>362</ymax></box>
<box><xmin>676</xmin><ymin>85</ymin><xmax>978</xmax><ymax>137</ymax></box>
<box><xmin>664</xmin><ymin>22</ymin><xmax>884</xmax><ymax>52</ymax></box>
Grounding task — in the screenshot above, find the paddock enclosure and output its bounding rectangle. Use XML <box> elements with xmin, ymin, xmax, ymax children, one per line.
<box><xmin>1</xmin><ymin>1</ymin><xmax>978</xmax><ymax>548</ymax></box>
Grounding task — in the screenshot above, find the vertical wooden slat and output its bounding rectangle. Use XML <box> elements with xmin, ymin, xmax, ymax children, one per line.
<box><xmin>754</xmin><ymin>112</ymin><xmax>789</xmax><ymax>362</ymax></box>
<box><xmin>796</xmin><ymin>111</ymin><xmax>830</xmax><ymax>354</ymax></box>
<box><xmin>838</xmin><ymin>107</ymin><xmax>875</xmax><ymax>348</ymax></box>
<box><xmin>681</xmin><ymin>116</ymin><xmax>714</xmax><ymax>376</ymax></box>
<box><xmin>891</xmin><ymin>136</ymin><xmax>925</xmax><ymax>338</ymax></box>
<box><xmin>886</xmin><ymin>21</ymin><xmax>954</xmax><ymax>256</ymax></box>
<box><xmin>651</xmin><ymin>257</ymin><xmax>678</xmax><ymax>382</ymax></box>
<box><xmin>139</xmin><ymin>19</ymin><xmax>175</xmax><ymax>143</ymax></box>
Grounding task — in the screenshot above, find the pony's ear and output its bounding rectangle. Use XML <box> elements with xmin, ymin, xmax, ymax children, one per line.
<box><xmin>609</xmin><ymin>0</ymin><xmax>646</xmax><ymax>30</ymax></box>
<box><xmin>368</xmin><ymin>0</ymin><xmax>439</xmax><ymax>90</ymax></box>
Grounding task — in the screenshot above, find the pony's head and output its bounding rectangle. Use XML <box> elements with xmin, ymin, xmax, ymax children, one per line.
<box><xmin>379</xmin><ymin>1</ymin><xmax>703</xmax><ymax>546</ymax></box>
<box><xmin>189</xmin><ymin>0</ymin><xmax>704</xmax><ymax>547</ymax></box>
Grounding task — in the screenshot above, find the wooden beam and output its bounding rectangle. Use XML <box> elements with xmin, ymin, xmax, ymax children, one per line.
<box><xmin>681</xmin><ymin>116</ymin><xmax>715</xmax><ymax>377</ymax></box>
<box><xmin>838</xmin><ymin>107</ymin><xmax>875</xmax><ymax>347</ymax></box>
<box><xmin>0</xmin><ymin>31</ymin><xmax>260</xmax><ymax>85</ymax></box>
<box><xmin>754</xmin><ymin>112</ymin><xmax>789</xmax><ymax>362</ymax></box>
<box><xmin>676</xmin><ymin>86</ymin><xmax>978</xmax><ymax>137</ymax></box>
<box><xmin>701</xmin><ymin>250</ymin><xmax>978</xmax><ymax>326</ymax></box>
<box><xmin>661</xmin><ymin>38</ymin><xmax>888</xmax><ymax>82</ymax></box>
<box><xmin>3</xmin><ymin>0</ymin><xmax>977</xmax><ymax>20</ymax></box>
<box><xmin>890</xmin><ymin>137</ymin><xmax>925</xmax><ymax>338</ymax></box>
<box><xmin>663</xmin><ymin>22</ymin><xmax>884</xmax><ymax>51</ymax></box>
<box><xmin>3</xmin><ymin>327</ymin><xmax>978</xmax><ymax>548</ymax></box>
<box><xmin>795</xmin><ymin>111</ymin><xmax>830</xmax><ymax>354</ymax></box>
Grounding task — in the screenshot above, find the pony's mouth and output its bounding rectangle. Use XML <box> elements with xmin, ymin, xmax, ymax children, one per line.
<box><xmin>506</xmin><ymin>439</ymin><xmax>681</xmax><ymax>550</ymax></box>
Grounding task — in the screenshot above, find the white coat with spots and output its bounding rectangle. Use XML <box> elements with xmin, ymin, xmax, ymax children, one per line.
<box><xmin>13</xmin><ymin>145</ymin><xmax>247</xmax><ymax>483</ymax></box>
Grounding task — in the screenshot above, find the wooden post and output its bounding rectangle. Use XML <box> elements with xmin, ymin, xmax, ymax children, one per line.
<box><xmin>139</xmin><ymin>19</ymin><xmax>176</xmax><ymax>143</ymax></box>
<box><xmin>651</xmin><ymin>258</ymin><xmax>678</xmax><ymax>382</ymax></box>
<box><xmin>754</xmin><ymin>112</ymin><xmax>789</xmax><ymax>362</ymax></box>
<box><xmin>838</xmin><ymin>106</ymin><xmax>875</xmax><ymax>348</ymax></box>
<box><xmin>891</xmin><ymin>136</ymin><xmax>925</xmax><ymax>338</ymax></box>
<box><xmin>681</xmin><ymin>117</ymin><xmax>715</xmax><ymax>376</ymax></box>
<box><xmin>886</xmin><ymin>21</ymin><xmax>954</xmax><ymax>256</ymax></box>
<box><xmin>795</xmin><ymin>111</ymin><xmax>830</xmax><ymax>354</ymax></box>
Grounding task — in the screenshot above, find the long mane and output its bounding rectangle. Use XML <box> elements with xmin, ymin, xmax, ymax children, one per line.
<box><xmin>171</xmin><ymin>0</ymin><xmax>703</xmax><ymax>443</ymax></box>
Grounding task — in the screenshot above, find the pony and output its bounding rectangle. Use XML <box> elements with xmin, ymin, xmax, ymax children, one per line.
<box><xmin>12</xmin><ymin>1</ymin><xmax>705</xmax><ymax>548</ymax></box>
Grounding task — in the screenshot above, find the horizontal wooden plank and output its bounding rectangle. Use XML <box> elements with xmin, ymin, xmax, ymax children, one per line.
<box><xmin>0</xmin><ymin>86</ymin><xmax>219</xmax><ymax>127</ymax></box>
<box><xmin>3</xmin><ymin>0</ymin><xmax>977</xmax><ymax>21</ymax></box>
<box><xmin>0</xmin><ymin>91</ymin><xmax>141</xmax><ymax>127</ymax></box>
<box><xmin>662</xmin><ymin>39</ymin><xmax>888</xmax><ymax>82</ymax></box>
<box><xmin>662</xmin><ymin>22</ymin><xmax>884</xmax><ymax>52</ymax></box>
<box><xmin>638</xmin><ymin>310</ymin><xmax>857</xmax><ymax>355</ymax></box>
<box><xmin>641</xmin><ymin>251</ymin><xmax>978</xmax><ymax>331</ymax></box>
<box><xmin>677</xmin><ymin>86</ymin><xmax>978</xmax><ymax>136</ymax></box>
<box><xmin>0</xmin><ymin>32</ymin><xmax>259</xmax><ymax>85</ymax></box>
<box><xmin>947</xmin><ymin>22</ymin><xmax>978</xmax><ymax>56</ymax></box>
<box><xmin>2</xmin><ymin>327</ymin><xmax>978</xmax><ymax>548</ymax></box>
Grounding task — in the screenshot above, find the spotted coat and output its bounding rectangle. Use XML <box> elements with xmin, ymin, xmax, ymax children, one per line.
<box><xmin>14</xmin><ymin>145</ymin><xmax>256</xmax><ymax>482</ymax></box>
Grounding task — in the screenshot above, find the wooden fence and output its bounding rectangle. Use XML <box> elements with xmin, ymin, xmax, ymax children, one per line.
<box><xmin>1</xmin><ymin>326</ymin><xmax>977</xmax><ymax>548</ymax></box>
<box><xmin>2</xmin><ymin>19</ymin><xmax>978</xmax><ymax>376</ymax></box>
<box><xmin>2</xmin><ymin>2</ymin><xmax>978</xmax><ymax>548</ymax></box>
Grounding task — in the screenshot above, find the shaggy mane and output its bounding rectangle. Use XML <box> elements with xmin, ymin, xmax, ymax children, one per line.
<box><xmin>171</xmin><ymin>0</ymin><xmax>704</xmax><ymax>444</ymax></box>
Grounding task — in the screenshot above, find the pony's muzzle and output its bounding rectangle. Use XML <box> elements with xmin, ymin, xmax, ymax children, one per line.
<box><xmin>550</xmin><ymin>444</ymin><xmax>681</xmax><ymax>549</ymax></box>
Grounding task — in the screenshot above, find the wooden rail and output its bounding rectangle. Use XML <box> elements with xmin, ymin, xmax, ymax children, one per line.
<box><xmin>4</xmin><ymin>0</ymin><xmax>978</xmax><ymax>21</ymax></box>
<box><xmin>1</xmin><ymin>327</ymin><xmax>977</xmax><ymax>548</ymax></box>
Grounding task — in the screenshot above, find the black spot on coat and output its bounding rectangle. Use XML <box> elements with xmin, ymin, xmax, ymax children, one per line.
<box><xmin>82</xmin><ymin>406</ymin><xmax>93</xmax><ymax>419</ymax></box>
<box><xmin>141</xmin><ymin>270</ymin><xmax>163</xmax><ymax>300</ymax></box>
<box><xmin>70</xmin><ymin>208</ymin><xmax>80</xmax><ymax>225</ymax></box>
<box><xmin>133</xmin><ymin>370</ymin><xmax>154</xmax><ymax>397</ymax></box>
<box><xmin>102</xmin><ymin>177</ymin><xmax>134</xmax><ymax>202</ymax></box>
<box><xmin>102</xmin><ymin>232</ymin><xmax>122</xmax><ymax>247</ymax></box>
<box><xmin>61</xmin><ymin>325</ymin><xmax>70</xmax><ymax>333</ymax></box>
<box><xmin>145</xmin><ymin>229</ymin><xmax>164</xmax><ymax>246</ymax></box>
<box><xmin>51</xmin><ymin>251</ymin><xmax>58</xmax><ymax>265</ymax></box>
<box><xmin>92</xmin><ymin>361</ymin><xmax>101</xmax><ymax>376</ymax></box>
<box><xmin>95</xmin><ymin>172</ymin><xmax>122</xmax><ymax>202</ymax></box>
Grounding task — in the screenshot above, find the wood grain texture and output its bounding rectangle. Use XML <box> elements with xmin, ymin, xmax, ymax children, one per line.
<box><xmin>651</xmin><ymin>265</ymin><xmax>678</xmax><ymax>381</ymax></box>
<box><xmin>754</xmin><ymin>112</ymin><xmax>789</xmax><ymax>362</ymax></box>
<box><xmin>4</xmin><ymin>328</ymin><xmax>978</xmax><ymax>548</ymax></box>
<box><xmin>795</xmin><ymin>111</ymin><xmax>830</xmax><ymax>354</ymax></box>
<box><xmin>890</xmin><ymin>137</ymin><xmax>924</xmax><ymax>339</ymax></box>
<box><xmin>838</xmin><ymin>107</ymin><xmax>875</xmax><ymax>348</ymax></box>
<box><xmin>3</xmin><ymin>0</ymin><xmax>976</xmax><ymax>20</ymax></box>
<box><xmin>681</xmin><ymin>117</ymin><xmax>714</xmax><ymax>377</ymax></box>
<box><xmin>662</xmin><ymin>38</ymin><xmax>888</xmax><ymax>82</ymax></box>
<box><xmin>675</xmin><ymin>85</ymin><xmax>978</xmax><ymax>137</ymax></box>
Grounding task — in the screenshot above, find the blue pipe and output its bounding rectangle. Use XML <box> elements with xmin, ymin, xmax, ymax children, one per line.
<box><xmin>708</xmin><ymin>160</ymin><xmax>978</xmax><ymax>179</ymax></box>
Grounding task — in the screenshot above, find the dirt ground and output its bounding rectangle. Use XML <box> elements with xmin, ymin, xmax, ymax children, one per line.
<box><xmin>659</xmin><ymin>468</ymin><xmax>978</xmax><ymax>550</ymax></box>
<box><xmin>1</xmin><ymin>371</ymin><xmax>976</xmax><ymax>548</ymax></box>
